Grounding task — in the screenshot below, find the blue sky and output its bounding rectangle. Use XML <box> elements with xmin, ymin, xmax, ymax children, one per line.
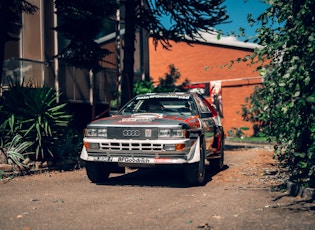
<box><xmin>215</xmin><ymin>0</ymin><xmax>269</xmax><ymax>40</ymax></box>
<box><xmin>160</xmin><ymin>0</ymin><xmax>269</xmax><ymax>42</ymax></box>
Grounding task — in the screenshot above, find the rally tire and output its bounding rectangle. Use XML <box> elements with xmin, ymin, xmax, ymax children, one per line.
<box><xmin>184</xmin><ymin>144</ymin><xmax>206</xmax><ymax>186</ymax></box>
<box><xmin>85</xmin><ymin>161</ymin><xmax>110</xmax><ymax>183</ymax></box>
<box><xmin>211</xmin><ymin>137</ymin><xmax>225</xmax><ymax>172</ymax></box>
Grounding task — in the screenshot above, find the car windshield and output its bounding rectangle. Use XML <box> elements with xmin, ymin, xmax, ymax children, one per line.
<box><xmin>119</xmin><ymin>97</ymin><xmax>194</xmax><ymax>116</ymax></box>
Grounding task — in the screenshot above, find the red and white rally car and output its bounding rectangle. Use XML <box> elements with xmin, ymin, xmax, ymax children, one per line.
<box><xmin>81</xmin><ymin>92</ymin><xmax>224</xmax><ymax>186</ymax></box>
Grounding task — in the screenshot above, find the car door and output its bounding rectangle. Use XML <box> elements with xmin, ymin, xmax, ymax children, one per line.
<box><xmin>193</xmin><ymin>94</ymin><xmax>215</xmax><ymax>154</ymax></box>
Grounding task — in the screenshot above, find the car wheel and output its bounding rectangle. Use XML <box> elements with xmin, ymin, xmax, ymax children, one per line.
<box><xmin>211</xmin><ymin>138</ymin><xmax>224</xmax><ymax>172</ymax></box>
<box><xmin>184</xmin><ymin>143</ymin><xmax>206</xmax><ymax>186</ymax></box>
<box><xmin>85</xmin><ymin>161</ymin><xmax>110</xmax><ymax>183</ymax></box>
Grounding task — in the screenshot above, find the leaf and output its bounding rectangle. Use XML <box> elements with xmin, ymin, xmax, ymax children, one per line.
<box><xmin>293</xmin><ymin>152</ymin><xmax>306</xmax><ymax>158</ymax></box>
<box><xmin>306</xmin><ymin>95</ymin><xmax>315</xmax><ymax>103</ymax></box>
<box><xmin>298</xmin><ymin>161</ymin><xmax>308</xmax><ymax>169</ymax></box>
<box><xmin>294</xmin><ymin>91</ymin><xmax>300</xmax><ymax>97</ymax></box>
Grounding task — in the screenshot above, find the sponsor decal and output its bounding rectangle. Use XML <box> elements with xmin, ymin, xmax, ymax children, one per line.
<box><xmin>118</xmin><ymin>157</ymin><xmax>150</xmax><ymax>164</ymax></box>
<box><xmin>120</xmin><ymin>117</ymin><xmax>153</xmax><ymax>122</ymax></box>
<box><xmin>136</xmin><ymin>95</ymin><xmax>190</xmax><ymax>100</ymax></box>
<box><xmin>154</xmin><ymin>158</ymin><xmax>172</xmax><ymax>163</ymax></box>
<box><xmin>112</xmin><ymin>121</ymin><xmax>159</xmax><ymax>125</ymax></box>
<box><xmin>94</xmin><ymin>156</ymin><xmax>113</xmax><ymax>162</ymax></box>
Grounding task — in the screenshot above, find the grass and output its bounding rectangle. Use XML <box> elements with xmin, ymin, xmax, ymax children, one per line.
<box><xmin>227</xmin><ymin>136</ymin><xmax>270</xmax><ymax>143</ymax></box>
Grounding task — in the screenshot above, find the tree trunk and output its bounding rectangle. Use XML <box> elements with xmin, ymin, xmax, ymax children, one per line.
<box><xmin>120</xmin><ymin>0</ymin><xmax>136</xmax><ymax>108</ymax></box>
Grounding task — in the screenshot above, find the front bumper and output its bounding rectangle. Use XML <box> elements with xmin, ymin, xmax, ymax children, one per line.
<box><xmin>80</xmin><ymin>137</ymin><xmax>201</xmax><ymax>165</ymax></box>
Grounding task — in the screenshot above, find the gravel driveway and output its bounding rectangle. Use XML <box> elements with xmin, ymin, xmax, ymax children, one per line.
<box><xmin>0</xmin><ymin>143</ymin><xmax>314</xmax><ymax>230</ymax></box>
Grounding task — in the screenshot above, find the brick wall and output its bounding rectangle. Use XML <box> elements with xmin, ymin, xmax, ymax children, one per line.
<box><xmin>149</xmin><ymin>38</ymin><xmax>262</xmax><ymax>136</ymax></box>
<box><xmin>221</xmin><ymin>79</ymin><xmax>261</xmax><ymax>136</ymax></box>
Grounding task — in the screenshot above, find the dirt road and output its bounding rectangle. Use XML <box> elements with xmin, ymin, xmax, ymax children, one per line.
<box><xmin>0</xmin><ymin>144</ymin><xmax>314</xmax><ymax>230</ymax></box>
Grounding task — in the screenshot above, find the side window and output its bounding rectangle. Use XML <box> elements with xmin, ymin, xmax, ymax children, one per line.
<box><xmin>194</xmin><ymin>95</ymin><xmax>209</xmax><ymax>113</ymax></box>
<box><xmin>187</xmin><ymin>99</ymin><xmax>198</xmax><ymax>115</ymax></box>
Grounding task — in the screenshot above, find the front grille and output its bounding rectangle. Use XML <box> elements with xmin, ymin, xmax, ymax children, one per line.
<box><xmin>87</xmin><ymin>140</ymin><xmax>189</xmax><ymax>160</ymax></box>
<box><xmin>88</xmin><ymin>152</ymin><xmax>187</xmax><ymax>159</ymax></box>
<box><xmin>107</xmin><ymin>127</ymin><xmax>158</xmax><ymax>140</ymax></box>
<box><xmin>100</xmin><ymin>142</ymin><xmax>163</xmax><ymax>151</ymax></box>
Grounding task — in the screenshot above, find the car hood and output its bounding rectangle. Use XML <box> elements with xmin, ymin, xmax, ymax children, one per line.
<box><xmin>88</xmin><ymin>113</ymin><xmax>201</xmax><ymax>129</ymax></box>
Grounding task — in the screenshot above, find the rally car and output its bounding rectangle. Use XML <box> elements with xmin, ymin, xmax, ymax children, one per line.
<box><xmin>80</xmin><ymin>92</ymin><xmax>224</xmax><ymax>186</ymax></box>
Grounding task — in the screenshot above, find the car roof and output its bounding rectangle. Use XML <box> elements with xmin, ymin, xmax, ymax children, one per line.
<box><xmin>135</xmin><ymin>92</ymin><xmax>194</xmax><ymax>100</ymax></box>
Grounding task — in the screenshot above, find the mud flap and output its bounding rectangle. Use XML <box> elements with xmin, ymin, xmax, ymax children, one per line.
<box><xmin>187</xmin><ymin>137</ymin><xmax>201</xmax><ymax>163</ymax></box>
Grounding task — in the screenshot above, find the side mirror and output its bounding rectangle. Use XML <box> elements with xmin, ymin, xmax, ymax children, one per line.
<box><xmin>200</xmin><ymin>111</ymin><xmax>213</xmax><ymax>118</ymax></box>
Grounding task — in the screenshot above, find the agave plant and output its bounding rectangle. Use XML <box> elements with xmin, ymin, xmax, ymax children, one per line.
<box><xmin>1</xmin><ymin>83</ymin><xmax>72</xmax><ymax>160</ymax></box>
<box><xmin>5</xmin><ymin>135</ymin><xmax>33</xmax><ymax>166</ymax></box>
<box><xmin>1</xmin><ymin>134</ymin><xmax>34</xmax><ymax>167</ymax></box>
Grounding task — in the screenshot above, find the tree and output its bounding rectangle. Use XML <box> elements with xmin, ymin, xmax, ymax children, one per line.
<box><xmin>132</xmin><ymin>64</ymin><xmax>189</xmax><ymax>95</ymax></box>
<box><xmin>0</xmin><ymin>0</ymin><xmax>38</xmax><ymax>91</ymax></box>
<box><xmin>54</xmin><ymin>0</ymin><xmax>118</xmax><ymax>119</ymax></box>
<box><xmin>119</xmin><ymin>0</ymin><xmax>229</xmax><ymax>107</ymax></box>
<box><xmin>244</xmin><ymin>0</ymin><xmax>315</xmax><ymax>187</ymax></box>
<box><xmin>155</xmin><ymin>64</ymin><xmax>183</xmax><ymax>92</ymax></box>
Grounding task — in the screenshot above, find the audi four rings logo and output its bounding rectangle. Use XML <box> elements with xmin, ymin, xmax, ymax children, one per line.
<box><xmin>123</xmin><ymin>129</ymin><xmax>140</xmax><ymax>136</ymax></box>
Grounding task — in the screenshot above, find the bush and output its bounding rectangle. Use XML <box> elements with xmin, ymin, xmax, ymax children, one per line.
<box><xmin>238</xmin><ymin>0</ymin><xmax>315</xmax><ymax>188</ymax></box>
<box><xmin>0</xmin><ymin>134</ymin><xmax>33</xmax><ymax>168</ymax></box>
<box><xmin>227</xmin><ymin>127</ymin><xmax>249</xmax><ymax>138</ymax></box>
<box><xmin>0</xmin><ymin>84</ymin><xmax>72</xmax><ymax>160</ymax></box>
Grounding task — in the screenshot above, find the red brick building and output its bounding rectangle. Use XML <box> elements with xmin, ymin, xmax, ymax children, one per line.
<box><xmin>149</xmin><ymin>36</ymin><xmax>262</xmax><ymax>136</ymax></box>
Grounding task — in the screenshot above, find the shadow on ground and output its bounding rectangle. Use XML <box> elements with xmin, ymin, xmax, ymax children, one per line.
<box><xmin>96</xmin><ymin>163</ymin><xmax>228</xmax><ymax>188</ymax></box>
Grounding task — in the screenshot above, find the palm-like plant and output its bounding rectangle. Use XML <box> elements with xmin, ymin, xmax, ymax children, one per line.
<box><xmin>1</xmin><ymin>83</ymin><xmax>72</xmax><ymax>160</ymax></box>
<box><xmin>1</xmin><ymin>134</ymin><xmax>34</xmax><ymax>167</ymax></box>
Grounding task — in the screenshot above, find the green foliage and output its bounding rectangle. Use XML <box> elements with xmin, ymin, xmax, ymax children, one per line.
<box><xmin>241</xmin><ymin>88</ymin><xmax>268</xmax><ymax>137</ymax></box>
<box><xmin>133</xmin><ymin>80</ymin><xmax>155</xmax><ymax>95</ymax></box>
<box><xmin>110</xmin><ymin>99</ymin><xmax>118</xmax><ymax>110</ymax></box>
<box><xmin>52</xmin><ymin>128</ymin><xmax>82</xmax><ymax>162</ymax></box>
<box><xmin>155</xmin><ymin>64</ymin><xmax>180</xmax><ymax>92</ymax></box>
<box><xmin>155</xmin><ymin>64</ymin><xmax>190</xmax><ymax>93</ymax></box>
<box><xmin>243</xmin><ymin>0</ymin><xmax>315</xmax><ymax>187</ymax></box>
<box><xmin>227</xmin><ymin>127</ymin><xmax>249</xmax><ymax>138</ymax></box>
<box><xmin>0</xmin><ymin>84</ymin><xmax>72</xmax><ymax>160</ymax></box>
<box><xmin>132</xmin><ymin>64</ymin><xmax>190</xmax><ymax>95</ymax></box>
<box><xmin>0</xmin><ymin>134</ymin><xmax>33</xmax><ymax>167</ymax></box>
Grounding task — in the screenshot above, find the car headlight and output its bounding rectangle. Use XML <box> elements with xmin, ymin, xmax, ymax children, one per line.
<box><xmin>158</xmin><ymin>128</ymin><xmax>186</xmax><ymax>138</ymax></box>
<box><xmin>172</xmin><ymin>129</ymin><xmax>186</xmax><ymax>138</ymax></box>
<box><xmin>158</xmin><ymin>129</ymin><xmax>171</xmax><ymax>137</ymax></box>
<box><xmin>85</xmin><ymin>128</ymin><xmax>107</xmax><ymax>137</ymax></box>
<box><xmin>97</xmin><ymin>128</ymin><xmax>107</xmax><ymax>137</ymax></box>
